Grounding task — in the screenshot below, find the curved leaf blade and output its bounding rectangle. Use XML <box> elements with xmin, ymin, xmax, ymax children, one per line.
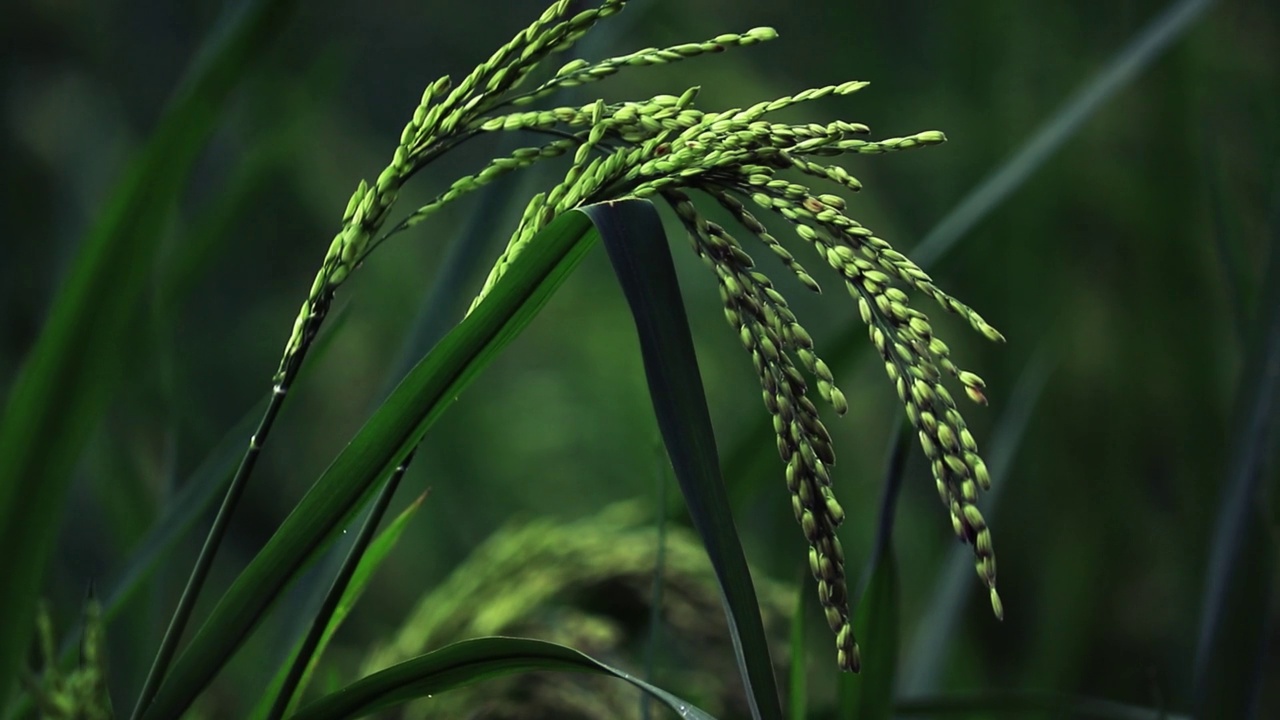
<box><xmin>291</xmin><ymin>637</ymin><xmax>716</xmax><ymax>720</ymax></box>
<box><xmin>251</xmin><ymin>491</ymin><xmax>429</xmax><ymax>720</ymax></box>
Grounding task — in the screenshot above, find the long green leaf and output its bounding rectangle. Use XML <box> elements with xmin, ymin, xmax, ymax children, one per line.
<box><xmin>839</xmin><ymin>427</ymin><xmax>908</xmax><ymax>720</ymax></box>
<box><xmin>787</xmin><ymin>571</ymin><xmax>810</xmax><ymax>720</ymax></box>
<box><xmin>139</xmin><ymin>206</ymin><xmax>604</xmax><ymax>719</ymax></box>
<box><xmin>590</xmin><ymin>200</ymin><xmax>783</xmax><ymax>720</ymax></box>
<box><xmin>910</xmin><ymin>0</ymin><xmax>1215</xmax><ymax>268</ymax></box>
<box><xmin>291</xmin><ymin>637</ymin><xmax>716</xmax><ymax>720</ymax></box>
<box><xmin>252</xmin><ymin>492</ymin><xmax>429</xmax><ymax>720</ymax></box>
<box><xmin>0</xmin><ymin>0</ymin><xmax>297</xmax><ymax>704</ymax></box>
<box><xmin>1191</xmin><ymin>183</ymin><xmax>1280</xmax><ymax>716</ymax></box>
<box><xmin>0</xmin><ymin>311</ymin><xmax>351</xmax><ymax>720</ymax></box>
<box><xmin>840</xmin><ymin>553</ymin><xmax>899</xmax><ymax>720</ymax></box>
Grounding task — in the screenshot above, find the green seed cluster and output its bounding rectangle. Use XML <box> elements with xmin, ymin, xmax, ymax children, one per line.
<box><xmin>463</xmin><ymin>81</ymin><xmax>1005</xmax><ymax>667</ymax></box>
<box><xmin>274</xmin><ymin>0</ymin><xmax>1006</xmax><ymax>673</ymax></box>
<box><xmin>666</xmin><ymin>188</ymin><xmax>858</xmax><ymax>671</ymax></box>
<box><xmin>277</xmin><ymin>0</ymin><xmax>631</xmax><ymax>379</ymax></box>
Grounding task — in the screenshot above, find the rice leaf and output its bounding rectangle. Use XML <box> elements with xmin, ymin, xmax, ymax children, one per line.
<box><xmin>839</xmin><ymin>552</ymin><xmax>899</xmax><ymax>720</ymax></box>
<box><xmin>910</xmin><ymin>0</ymin><xmax>1215</xmax><ymax>269</ymax></box>
<box><xmin>252</xmin><ymin>492</ymin><xmax>430</xmax><ymax>720</ymax></box>
<box><xmin>838</xmin><ymin>427</ymin><xmax>908</xmax><ymax>720</ymax></box>
<box><xmin>1191</xmin><ymin>183</ymin><xmax>1280</xmax><ymax>716</ymax></box>
<box><xmin>289</xmin><ymin>636</ymin><xmax>717</xmax><ymax>720</ymax></box>
<box><xmin>591</xmin><ymin>199</ymin><xmax>784</xmax><ymax>720</ymax></box>
<box><xmin>137</xmin><ymin>205</ymin><xmax>605</xmax><ymax>719</ymax></box>
<box><xmin>0</xmin><ymin>0</ymin><xmax>297</xmax><ymax>704</ymax></box>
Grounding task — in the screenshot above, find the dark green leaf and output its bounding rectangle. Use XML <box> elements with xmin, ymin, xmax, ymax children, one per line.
<box><xmin>290</xmin><ymin>637</ymin><xmax>717</xmax><ymax>720</ymax></box>
<box><xmin>1191</xmin><ymin>182</ymin><xmax>1280</xmax><ymax>717</ymax></box>
<box><xmin>253</xmin><ymin>492</ymin><xmax>429</xmax><ymax>720</ymax></box>
<box><xmin>591</xmin><ymin>199</ymin><xmax>783</xmax><ymax>720</ymax></box>
<box><xmin>839</xmin><ymin>428</ymin><xmax>908</xmax><ymax>720</ymax></box>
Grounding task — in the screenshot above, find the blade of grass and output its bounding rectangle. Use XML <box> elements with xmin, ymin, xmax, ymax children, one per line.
<box><xmin>590</xmin><ymin>199</ymin><xmax>783</xmax><ymax>720</ymax></box>
<box><xmin>1199</xmin><ymin>129</ymin><xmax>1249</xmax><ymax>345</ymax></box>
<box><xmin>0</xmin><ymin>308</ymin><xmax>351</xmax><ymax>720</ymax></box>
<box><xmin>0</xmin><ymin>0</ymin><xmax>297</xmax><ymax>705</ymax></box>
<box><xmin>260</xmin><ymin>462</ymin><xmax>415</xmax><ymax>720</ymax></box>
<box><xmin>289</xmin><ymin>636</ymin><xmax>717</xmax><ymax>720</ymax></box>
<box><xmin>900</xmin><ymin>348</ymin><xmax>1053</xmax><ymax>695</ymax></box>
<box><xmin>838</xmin><ymin>425</ymin><xmax>909</xmax><ymax>720</ymax></box>
<box><xmin>910</xmin><ymin>0</ymin><xmax>1215</xmax><ymax>268</ymax></box>
<box><xmin>787</xmin><ymin>570</ymin><xmax>810</xmax><ymax>720</ymax></box>
<box><xmin>254</xmin><ymin>490</ymin><xmax>429</xmax><ymax>720</ymax></box>
<box><xmin>138</xmin><ymin>204</ymin><xmax>608</xmax><ymax>719</ymax></box>
<box><xmin>1191</xmin><ymin>172</ymin><xmax>1280</xmax><ymax>716</ymax></box>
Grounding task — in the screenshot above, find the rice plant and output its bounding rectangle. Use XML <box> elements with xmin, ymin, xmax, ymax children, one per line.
<box><xmin>5</xmin><ymin>0</ymin><xmax>1270</xmax><ymax>717</ymax></box>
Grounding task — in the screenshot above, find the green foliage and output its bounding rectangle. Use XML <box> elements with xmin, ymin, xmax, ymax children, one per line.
<box><xmin>0</xmin><ymin>0</ymin><xmax>298</xmax><ymax>704</ymax></box>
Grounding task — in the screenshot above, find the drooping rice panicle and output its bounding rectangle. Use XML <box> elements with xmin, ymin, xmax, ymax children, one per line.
<box><xmin>265</xmin><ymin>0</ymin><xmax>1008</xmax><ymax>672</ymax></box>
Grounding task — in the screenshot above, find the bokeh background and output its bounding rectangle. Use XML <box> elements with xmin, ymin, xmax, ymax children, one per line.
<box><xmin>2</xmin><ymin>0</ymin><xmax>1277</xmax><ymax>716</ymax></box>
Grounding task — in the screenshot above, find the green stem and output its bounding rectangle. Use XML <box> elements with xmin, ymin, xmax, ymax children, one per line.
<box><xmin>129</xmin><ymin>295</ymin><xmax>331</xmax><ymax>720</ymax></box>
<box><xmin>267</xmin><ymin>450</ymin><xmax>413</xmax><ymax>720</ymax></box>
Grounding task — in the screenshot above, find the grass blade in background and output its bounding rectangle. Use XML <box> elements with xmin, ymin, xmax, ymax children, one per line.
<box><xmin>253</xmin><ymin>491</ymin><xmax>429</xmax><ymax>720</ymax></box>
<box><xmin>642</xmin><ymin>455</ymin><xmax>671</xmax><ymax>720</ymax></box>
<box><xmin>715</xmin><ymin>0</ymin><xmax>1209</xmax><ymax>522</ymax></box>
<box><xmin>0</xmin><ymin>0</ymin><xmax>297</xmax><ymax>704</ymax></box>
<box><xmin>788</xmin><ymin>571</ymin><xmax>810</xmax><ymax>720</ymax></box>
<box><xmin>590</xmin><ymin>199</ymin><xmax>783</xmax><ymax>720</ymax></box>
<box><xmin>900</xmin><ymin>349</ymin><xmax>1053</xmax><ymax>694</ymax></box>
<box><xmin>838</xmin><ymin>426</ymin><xmax>909</xmax><ymax>720</ymax></box>
<box><xmin>139</xmin><ymin>206</ymin><xmax>606</xmax><ymax>719</ymax></box>
<box><xmin>290</xmin><ymin>637</ymin><xmax>717</xmax><ymax>720</ymax></box>
<box><xmin>1191</xmin><ymin>184</ymin><xmax>1280</xmax><ymax>716</ymax></box>
<box><xmin>910</xmin><ymin>0</ymin><xmax>1215</xmax><ymax>268</ymax></box>
<box><xmin>260</xmin><ymin>465</ymin><xmax>420</xmax><ymax>720</ymax></box>
<box><xmin>2</xmin><ymin>308</ymin><xmax>351</xmax><ymax>720</ymax></box>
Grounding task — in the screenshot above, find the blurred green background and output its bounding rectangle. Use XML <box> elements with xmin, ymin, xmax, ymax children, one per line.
<box><xmin>2</xmin><ymin>0</ymin><xmax>1277</xmax><ymax>716</ymax></box>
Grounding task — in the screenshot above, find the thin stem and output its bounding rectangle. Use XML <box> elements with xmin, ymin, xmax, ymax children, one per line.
<box><xmin>266</xmin><ymin>450</ymin><xmax>415</xmax><ymax>720</ymax></box>
<box><xmin>129</xmin><ymin>294</ymin><xmax>331</xmax><ymax>720</ymax></box>
<box><xmin>640</xmin><ymin>452</ymin><xmax>669</xmax><ymax>720</ymax></box>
